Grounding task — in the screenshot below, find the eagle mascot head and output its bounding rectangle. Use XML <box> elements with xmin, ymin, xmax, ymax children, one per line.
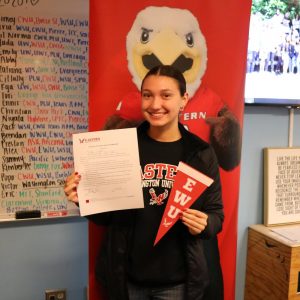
<box><xmin>126</xmin><ymin>6</ymin><xmax>207</xmax><ymax>97</ymax></box>
<box><xmin>105</xmin><ymin>5</ymin><xmax>240</xmax><ymax>171</ymax></box>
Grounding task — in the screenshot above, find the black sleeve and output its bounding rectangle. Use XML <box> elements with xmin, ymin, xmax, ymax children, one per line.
<box><xmin>193</xmin><ymin>146</ymin><xmax>224</xmax><ymax>239</ymax></box>
<box><xmin>86</xmin><ymin>211</ymin><xmax>112</xmax><ymax>226</ymax></box>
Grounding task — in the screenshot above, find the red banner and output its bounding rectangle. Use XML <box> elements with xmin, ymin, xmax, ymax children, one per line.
<box><xmin>154</xmin><ymin>162</ymin><xmax>213</xmax><ymax>246</ymax></box>
<box><xmin>89</xmin><ymin>1</ymin><xmax>251</xmax><ymax>299</ymax></box>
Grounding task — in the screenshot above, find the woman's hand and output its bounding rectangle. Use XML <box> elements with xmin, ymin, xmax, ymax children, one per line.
<box><xmin>181</xmin><ymin>208</ymin><xmax>208</xmax><ymax>235</ymax></box>
<box><xmin>64</xmin><ymin>172</ymin><xmax>81</xmax><ymax>203</ymax></box>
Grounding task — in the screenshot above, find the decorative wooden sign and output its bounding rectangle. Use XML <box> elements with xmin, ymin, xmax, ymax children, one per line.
<box><xmin>264</xmin><ymin>148</ymin><xmax>300</xmax><ymax>226</ymax></box>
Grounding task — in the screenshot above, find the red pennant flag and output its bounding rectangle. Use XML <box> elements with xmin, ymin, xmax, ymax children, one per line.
<box><xmin>154</xmin><ymin>161</ymin><xmax>214</xmax><ymax>246</ymax></box>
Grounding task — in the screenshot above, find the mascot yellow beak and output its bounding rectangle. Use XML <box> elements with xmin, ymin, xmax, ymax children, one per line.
<box><xmin>132</xmin><ymin>29</ymin><xmax>202</xmax><ymax>85</ymax></box>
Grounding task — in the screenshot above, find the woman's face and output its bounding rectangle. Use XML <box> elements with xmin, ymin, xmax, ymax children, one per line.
<box><xmin>141</xmin><ymin>75</ymin><xmax>188</xmax><ymax>132</ymax></box>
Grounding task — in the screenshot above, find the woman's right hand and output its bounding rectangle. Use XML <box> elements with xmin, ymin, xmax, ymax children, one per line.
<box><xmin>64</xmin><ymin>172</ymin><xmax>81</xmax><ymax>203</ymax></box>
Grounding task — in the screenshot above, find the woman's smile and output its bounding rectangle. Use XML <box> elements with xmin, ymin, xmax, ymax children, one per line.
<box><xmin>141</xmin><ymin>75</ymin><xmax>188</xmax><ymax>137</ymax></box>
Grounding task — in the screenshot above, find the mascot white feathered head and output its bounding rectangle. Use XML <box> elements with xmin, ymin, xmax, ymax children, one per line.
<box><xmin>126</xmin><ymin>6</ymin><xmax>207</xmax><ymax>97</ymax></box>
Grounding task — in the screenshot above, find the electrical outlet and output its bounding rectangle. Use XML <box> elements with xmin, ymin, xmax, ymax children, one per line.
<box><xmin>45</xmin><ymin>289</ymin><xmax>66</xmax><ymax>300</ymax></box>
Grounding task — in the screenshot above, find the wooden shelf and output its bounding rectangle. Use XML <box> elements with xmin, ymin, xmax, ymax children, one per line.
<box><xmin>245</xmin><ymin>224</ymin><xmax>300</xmax><ymax>300</ymax></box>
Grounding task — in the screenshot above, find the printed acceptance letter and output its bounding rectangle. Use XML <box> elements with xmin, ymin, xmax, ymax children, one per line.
<box><xmin>72</xmin><ymin>128</ymin><xmax>144</xmax><ymax>216</ymax></box>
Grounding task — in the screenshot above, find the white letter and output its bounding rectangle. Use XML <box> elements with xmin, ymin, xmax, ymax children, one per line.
<box><xmin>174</xmin><ymin>190</ymin><xmax>191</xmax><ymax>206</ymax></box>
<box><xmin>183</xmin><ymin>177</ymin><xmax>196</xmax><ymax>192</ymax></box>
<box><xmin>167</xmin><ymin>205</ymin><xmax>182</xmax><ymax>218</ymax></box>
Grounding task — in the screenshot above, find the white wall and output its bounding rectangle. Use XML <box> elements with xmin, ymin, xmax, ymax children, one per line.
<box><xmin>0</xmin><ymin>217</ymin><xmax>88</xmax><ymax>300</ymax></box>
<box><xmin>236</xmin><ymin>105</ymin><xmax>300</xmax><ymax>299</ymax></box>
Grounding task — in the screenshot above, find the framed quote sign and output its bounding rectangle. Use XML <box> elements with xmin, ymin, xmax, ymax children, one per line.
<box><xmin>264</xmin><ymin>148</ymin><xmax>300</xmax><ymax>226</ymax></box>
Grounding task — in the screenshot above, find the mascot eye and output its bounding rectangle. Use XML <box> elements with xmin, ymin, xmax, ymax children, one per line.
<box><xmin>185</xmin><ymin>33</ymin><xmax>194</xmax><ymax>47</ymax></box>
<box><xmin>140</xmin><ymin>28</ymin><xmax>152</xmax><ymax>44</ymax></box>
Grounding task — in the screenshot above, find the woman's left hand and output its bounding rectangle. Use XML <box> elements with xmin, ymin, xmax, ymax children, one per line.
<box><xmin>181</xmin><ymin>208</ymin><xmax>208</xmax><ymax>235</ymax></box>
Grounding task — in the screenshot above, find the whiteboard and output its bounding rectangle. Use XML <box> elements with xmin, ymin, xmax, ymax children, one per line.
<box><xmin>0</xmin><ymin>0</ymin><xmax>89</xmax><ymax>220</ymax></box>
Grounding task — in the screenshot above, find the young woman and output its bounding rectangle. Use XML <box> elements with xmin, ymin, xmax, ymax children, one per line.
<box><xmin>64</xmin><ymin>65</ymin><xmax>224</xmax><ymax>300</ymax></box>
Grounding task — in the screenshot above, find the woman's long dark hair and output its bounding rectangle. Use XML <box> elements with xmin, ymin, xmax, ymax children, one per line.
<box><xmin>141</xmin><ymin>65</ymin><xmax>187</xmax><ymax>96</ymax></box>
